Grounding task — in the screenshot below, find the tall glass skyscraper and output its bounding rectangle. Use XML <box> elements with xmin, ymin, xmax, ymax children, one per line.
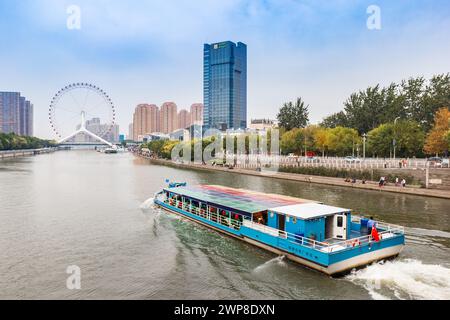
<box><xmin>203</xmin><ymin>41</ymin><xmax>247</xmax><ymax>131</ymax></box>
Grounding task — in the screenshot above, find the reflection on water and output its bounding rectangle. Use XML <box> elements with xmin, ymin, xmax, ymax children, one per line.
<box><xmin>0</xmin><ymin>151</ymin><xmax>449</xmax><ymax>299</ymax></box>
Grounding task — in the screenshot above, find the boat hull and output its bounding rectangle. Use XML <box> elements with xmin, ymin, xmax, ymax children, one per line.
<box><xmin>154</xmin><ymin>199</ymin><xmax>404</xmax><ymax>276</ymax></box>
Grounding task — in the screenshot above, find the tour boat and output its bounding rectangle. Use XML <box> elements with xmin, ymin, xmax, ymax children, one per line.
<box><xmin>153</xmin><ymin>183</ymin><xmax>405</xmax><ymax>276</ymax></box>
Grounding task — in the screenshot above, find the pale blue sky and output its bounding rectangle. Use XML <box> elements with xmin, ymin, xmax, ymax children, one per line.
<box><xmin>0</xmin><ymin>0</ymin><xmax>449</xmax><ymax>138</ymax></box>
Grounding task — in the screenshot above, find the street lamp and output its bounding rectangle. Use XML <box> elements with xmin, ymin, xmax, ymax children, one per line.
<box><xmin>362</xmin><ymin>133</ymin><xmax>367</xmax><ymax>159</ymax></box>
<box><xmin>393</xmin><ymin>117</ymin><xmax>400</xmax><ymax>160</ymax></box>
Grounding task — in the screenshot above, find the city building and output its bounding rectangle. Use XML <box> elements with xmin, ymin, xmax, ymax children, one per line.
<box><xmin>133</xmin><ymin>104</ymin><xmax>159</xmax><ymax>139</ymax></box>
<box><xmin>0</xmin><ymin>92</ymin><xmax>33</xmax><ymax>135</ymax></box>
<box><xmin>249</xmin><ymin>119</ymin><xmax>278</xmax><ymax>131</ymax></box>
<box><xmin>178</xmin><ymin>109</ymin><xmax>190</xmax><ymax>130</ymax></box>
<box><xmin>203</xmin><ymin>41</ymin><xmax>247</xmax><ymax>131</ymax></box>
<box><xmin>128</xmin><ymin>123</ymin><xmax>134</xmax><ymax>141</ymax></box>
<box><xmin>140</xmin><ymin>132</ymin><xmax>169</xmax><ymax>142</ymax></box>
<box><xmin>190</xmin><ymin>103</ymin><xmax>204</xmax><ymax>126</ymax></box>
<box><xmin>75</xmin><ymin>117</ymin><xmax>120</xmax><ymax>143</ymax></box>
<box><xmin>170</xmin><ymin>128</ymin><xmax>190</xmax><ymax>142</ymax></box>
<box><xmin>159</xmin><ymin>102</ymin><xmax>178</xmax><ymax>134</ymax></box>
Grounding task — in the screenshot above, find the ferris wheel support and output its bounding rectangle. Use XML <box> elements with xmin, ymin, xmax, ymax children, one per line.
<box><xmin>58</xmin><ymin>111</ymin><xmax>114</xmax><ymax>147</ymax></box>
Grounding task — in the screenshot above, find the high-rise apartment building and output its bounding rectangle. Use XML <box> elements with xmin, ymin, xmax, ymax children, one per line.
<box><xmin>0</xmin><ymin>92</ymin><xmax>33</xmax><ymax>135</ymax></box>
<box><xmin>178</xmin><ymin>109</ymin><xmax>190</xmax><ymax>130</ymax></box>
<box><xmin>203</xmin><ymin>41</ymin><xmax>247</xmax><ymax>131</ymax></box>
<box><xmin>75</xmin><ymin>117</ymin><xmax>119</xmax><ymax>143</ymax></box>
<box><xmin>159</xmin><ymin>102</ymin><xmax>178</xmax><ymax>134</ymax></box>
<box><xmin>133</xmin><ymin>104</ymin><xmax>159</xmax><ymax>139</ymax></box>
<box><xmin>190</xmin><ymin>103</ymin><xmax>204</xmax><ymax>126</ymax></box>
<box><xmin>128</xmin><ymin>123</ymin><xmax>134</xmax><ymax>141</ymax></box>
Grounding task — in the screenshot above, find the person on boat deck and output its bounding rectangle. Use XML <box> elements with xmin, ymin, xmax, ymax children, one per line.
<box><xmin>367</xmin><ymin>217</ymin><xmax>376</xmax><ymax>235</ymax></box>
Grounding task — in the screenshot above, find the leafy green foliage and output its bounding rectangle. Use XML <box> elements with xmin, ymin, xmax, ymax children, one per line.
<box><xmin>277</xmin><ymin>97</ymin><xmax>309</xmax><ymax>131</ymax></box>
<box><xmin>0</xmin><ymin>133</ymin><xmax>56</xmax><ymax>151</ymax></box>
<box><xmin>367</xmin><ymin>121</ymin><xmax>425</xmax><ymax>157</ymax></box>
<box><xmin>321</xmin><ymin>74</ymin><xmax>450</xmax><ymax>133</ymax></box>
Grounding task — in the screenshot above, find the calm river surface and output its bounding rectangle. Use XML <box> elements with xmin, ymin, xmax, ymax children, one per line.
<box><xmin>1</xmin><ymin>150</ymin><xmax>449</xmax><ymax>300</ymax></box>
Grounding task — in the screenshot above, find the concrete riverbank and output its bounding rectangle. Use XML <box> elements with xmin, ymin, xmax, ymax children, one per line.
<box><xmin>0</xmin><ymin>148</ymin><xmax>58</xmax><ymax>160</ymax></box>
<box><xmin>137</xmin><ymin>155</ymin><xmax>450</xmax><ymax>200</ymax></box>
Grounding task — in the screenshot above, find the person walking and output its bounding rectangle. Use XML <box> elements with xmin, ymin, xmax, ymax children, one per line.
<box><xmin>401</xmin><ymin>179</ymin><xmax>406</xmax><ymax>187</ymax></box>
<box><xmin>395</xmin><ymin>177</ymin><xmax>399</xmax><ymax>187</ymax></box>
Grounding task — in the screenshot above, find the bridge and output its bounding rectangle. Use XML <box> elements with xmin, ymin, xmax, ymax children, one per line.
<box><xmin>57</xmin><ymin>111</ymin><xmax>114</xmax><ymax>148</ymax></box>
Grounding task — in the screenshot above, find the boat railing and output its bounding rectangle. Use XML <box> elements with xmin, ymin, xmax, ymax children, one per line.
<box><xmin>242</xmin><ymin>219</ymin><xmax>404</xmax><ymax>253</ymax></box>
<box><xmin>351</xmin><ymin>215</ymin><xmax>405</xmax><ymax>233</ymax></box>
<box><xmin>242</xmin><ymin>220</ymin><xmax>330</xmax><ymax>250</ymax></box>
<box><xmin>165</xmin><ymin>199</ymin><xmax>243</xmax><ymax>230</ymax></box>
<box><xmin>327</xmin><ymin>226</ymin><xmax>404</xmax><ymax>252</ymax></box>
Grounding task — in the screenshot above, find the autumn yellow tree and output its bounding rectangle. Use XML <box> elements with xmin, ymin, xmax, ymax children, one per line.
<box><xmin>424</xmin><ymin>107</ymin><xmax>450</xmax><ymax>155</ymax></box>
<box><xmin>313</xmin><ymin>127</ymin><xmax>331</xmax><ymax>157</ymax></box>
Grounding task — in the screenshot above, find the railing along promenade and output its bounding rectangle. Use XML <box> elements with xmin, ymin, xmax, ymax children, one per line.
<box><xmin>215</xmin><ymin>154</ymin><xmax>446</xmax><ymax>170</ymax></box>
<box><xmin>0</xmin><ymin>147</ymin><xmax>58</xmax><ymax>159</ymax></box>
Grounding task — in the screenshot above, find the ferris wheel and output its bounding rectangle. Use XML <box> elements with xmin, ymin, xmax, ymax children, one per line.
<box><xmin>48</xmin><ymin>83</ymin><xmax>116</xmax><ymax>145</ymax></box>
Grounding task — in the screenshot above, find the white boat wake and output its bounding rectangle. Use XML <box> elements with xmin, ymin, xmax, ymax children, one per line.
<box><xmin>253</xmin><ymin>256</ymin><xmax>287</xmax><ymax>273</ymax></box>
<box><xmin>347</xmin><ymin>259</ymin><xmax>450</xmax><ymax>300</ymax></box>
<box><xmin>140</xmin><ymin>197</ymin><xmax>154</xmax><ymax>211</ymax></box>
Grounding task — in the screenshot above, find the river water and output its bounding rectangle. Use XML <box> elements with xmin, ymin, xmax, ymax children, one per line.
<box><xmin>0</xmin><ymin>150</ymin><xmax>449</xmax><ymax>300</ymax></box>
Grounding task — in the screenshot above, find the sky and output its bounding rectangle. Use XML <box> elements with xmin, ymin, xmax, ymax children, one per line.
<box><xmin>0</xmin><ymin>0</ymin><xmax>449</xmax><ymax>139</ymax></box>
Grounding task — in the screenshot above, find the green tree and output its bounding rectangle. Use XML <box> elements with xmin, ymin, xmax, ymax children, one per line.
<box><xmin>280</xmin><ymin>128</ymin><xmax>304</xmax><ymax>155</ymax></box>
<box><xmin>345</xmin><ymin>86</ymin><xmax>386</xmax><ymax>134</ymax></box>
<box><xmin>320</xmin><ymin>73</ymin><xmax>450</xmax><ymax>134</ymax></box>
<box><xmin>367</xmin><ymin>121</ymin><xmax>425</xmax><ymax>157</ymax></box>
<box><xmin>277</xmin><ymin>97</ymin><xmax>309</xmax><ymax>130</ymax></box>
<box><xmin>0</xmin><ymin>133</ymin><xmax>55</xmax><ymax>151</ymax></box>
<box><xmin>327</xmin><ymin>127</ymin><xmax>360</xmax><ymax>156</ymax></box>
<box><xmin>321</xmin><ymin>111</ymin><xmax>348</xmax><ymax>128</ymax></box>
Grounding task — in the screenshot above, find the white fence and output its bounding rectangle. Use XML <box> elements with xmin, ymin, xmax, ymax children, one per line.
<box><xmin>216</xmin><ymin>153</ymin><xmax>444</xmax><ymax>171</ymax></box>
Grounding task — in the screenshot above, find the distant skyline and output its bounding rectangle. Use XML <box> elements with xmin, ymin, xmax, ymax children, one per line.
<box><xmin>0</xmin><ymin>0</ymin><xmax>449</xmax><ymax>139</ymax></box>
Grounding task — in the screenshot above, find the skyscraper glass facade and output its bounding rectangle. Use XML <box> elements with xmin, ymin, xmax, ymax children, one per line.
<box><xmin>203</xmin><ymin>41</ymin><xmax>247</xmax><ymax>131</ymax></box>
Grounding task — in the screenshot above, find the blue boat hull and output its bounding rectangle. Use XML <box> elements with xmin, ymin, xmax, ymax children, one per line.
<box><xmin>154</xmin><ymin>199</ymin><xmax>404</xmax><ymax>276</ymax></box>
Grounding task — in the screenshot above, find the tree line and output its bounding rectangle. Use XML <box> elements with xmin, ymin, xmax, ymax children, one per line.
<box><xmin>277</xmin><ymin>74</ymin><xmax>450</xmax><ymax>157</ymax></box>
<box><xmin>0</xmin><ymin>133</ymin><xmax>56</xmax><ymax>151</ymax></box>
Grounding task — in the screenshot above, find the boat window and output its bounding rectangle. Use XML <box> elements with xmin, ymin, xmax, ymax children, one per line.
<box><xmin>337</xmin><ymin>216</ymin><xmax>343</xmax><ymax>227</ymax></box>
<box><xmin>253</xmin><ymin>211</ymin><xmax>268</xmax><ymax>225</ymax></box>
<box><xmin>293</xmin><ymin>217</ymin><xmax>297</xmax><ymax>224</ymax></box>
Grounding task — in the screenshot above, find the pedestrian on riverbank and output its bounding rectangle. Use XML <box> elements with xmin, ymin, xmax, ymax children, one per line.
<box><xmin>379</xmin><ymin>176</ymin><xmax>385</xmax><ymax>187</ymax></box>
<box><xmin>401</xmin><ymin>179</ymin><xmax>406</xmax><ymax>187</ymax></box>
<box><xmin>395</xmin><ymin>177</ymin><xmax>399</xmax><ymax>186</ymax></box>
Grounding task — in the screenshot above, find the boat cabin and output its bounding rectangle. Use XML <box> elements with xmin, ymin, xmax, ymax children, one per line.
<box><xmin>263</xmin><ymin>203</ymin><xmax>351</xmax><ymax>242</ymax></box>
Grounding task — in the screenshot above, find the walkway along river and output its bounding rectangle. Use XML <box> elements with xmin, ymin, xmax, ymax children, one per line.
<box><xmin>0</xmin><ymin>150</ymin><xmax>449</xmax><ymax>299</ymax></box>
<box><xmin>138</xmin><ymin>155</ymin><xmax>450</xmax><ymax>200</ymax></box>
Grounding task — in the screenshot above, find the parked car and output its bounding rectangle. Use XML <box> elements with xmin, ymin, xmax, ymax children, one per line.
<box><xmin>427</xmin><ymin>157</ymin><xmax>443</xmax><ymax>167</ymax></box>
<box><xmin>306</xmin><ymin>156</ymin><xmax>320</xmax><ymax>163</ymax></box>
<box><xmin>345</xmin><ymin>156</ymin><xmax>361</xmax><ymax>163</ymax></box>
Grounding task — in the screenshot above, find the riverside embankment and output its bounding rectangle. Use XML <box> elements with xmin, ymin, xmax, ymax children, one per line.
<box><xmin>136</xmin><ymin>154</ymin><xmax>450</xmax><ymax>200</ymax></box>
<box><xmin>0</xmin><ymin>148</ymin><xmax>58</xmax><ymax>159</ymax></box>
